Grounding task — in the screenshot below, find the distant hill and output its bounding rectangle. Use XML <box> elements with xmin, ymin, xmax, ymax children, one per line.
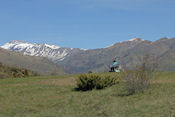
<box><xmin>59</xmin><ymin>38</ymin><xmax>175</xmax><ymax>73</ymax></box>
<box><xmin>0</xmin><ymin>62</ymin><xmax>37</xmax><ymax>78</ymax></box>
<box><xmin>0</xmin><ymin>48</ymin><xmax>65</xmax><ymax>75</ymax></box>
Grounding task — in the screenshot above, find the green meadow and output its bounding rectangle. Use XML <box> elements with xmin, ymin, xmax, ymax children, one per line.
<box><xmin>0</xmin><ymin>72</ymin><xmax>175</xmax><ymax>117</ymax></box>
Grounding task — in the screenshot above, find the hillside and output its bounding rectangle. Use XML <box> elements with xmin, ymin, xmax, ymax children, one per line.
<box><xmin>60</xmin><ymin>38</ymin><xmax>175</xmax><ymax>73</ymax></box>
<box><xmin>0</xmin><ymin>48</ymin><xmax>65</xmax><ymax>75</ymax></box>
<box><xmin>0</xmin><ymin>72</ymin><xmax>175</xmax><ymax>116</ymax></box>
<box><xmin>0</xmin><ymin>62</ymin><xmax>37</xmax><ymax>78</ymax></box>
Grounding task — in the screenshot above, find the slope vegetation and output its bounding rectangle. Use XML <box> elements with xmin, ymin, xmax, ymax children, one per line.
<box><xmin>0</xmin><ymin>62</ymin><xmax>37</xmax><ymax>78</ymax></box>
<box><xmin>0</xmin><ymin>48</ymin><xmax>65</xmax><ymax>75</ymax></box>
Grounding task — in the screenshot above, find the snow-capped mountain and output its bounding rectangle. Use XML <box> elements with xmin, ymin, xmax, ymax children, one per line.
<box><xmin>1</xmin><ymin>38</ymin><xmax>144</xmax><ymax>62</ymax></box>
<box><xmin>1</xmin><ymin>40</ymin><xmax>84</xmax><ymax>61</ymax></box>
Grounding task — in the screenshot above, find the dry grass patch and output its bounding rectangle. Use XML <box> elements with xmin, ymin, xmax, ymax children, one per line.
<box><xmin>0</xmin><ymin>83</ymin><xmax>28</xmax><ymax>87</ymax></box>
<box><xmin>34</xmin><ymin>77</ymin><xmax>76</xmax><ymax>86</ymax></box>
<box><xmin>152</xmin><ymin>78</ymin><xmax>175</xmax><ymax>84</ymax></box>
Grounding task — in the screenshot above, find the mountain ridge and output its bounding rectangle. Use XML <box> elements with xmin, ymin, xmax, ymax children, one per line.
<box><xmin>2</xmin><ymin>38</ymin><xmax>175</xmax><ymax>73</ymax></box>
<box><xmin>1</xmin><ymin>40</ymin><xmax>85</xmax><ymax>62</ymax></box>
<box><xmin>59</xmin><ymin>38</ymin><xmax>175</xmax><ymax>73</ymax></box>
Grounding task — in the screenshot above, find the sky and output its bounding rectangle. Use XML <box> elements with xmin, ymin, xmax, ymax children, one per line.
<box><xmin>0</xmin><ymin>0</ymin><xmax>175</xmax><ymax>49</ymax></box>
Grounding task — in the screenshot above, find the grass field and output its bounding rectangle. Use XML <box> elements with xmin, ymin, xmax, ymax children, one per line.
<box><xmin>0</xmin><ymin>72</ymin><xmax>175</xmax><ymax>117</ymax></box>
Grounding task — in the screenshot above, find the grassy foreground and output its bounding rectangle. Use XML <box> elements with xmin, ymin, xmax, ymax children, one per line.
<box><xmin>0</xmin><ymin>72</ymin><xmax>175</xmax><ymax>117</ymax></box>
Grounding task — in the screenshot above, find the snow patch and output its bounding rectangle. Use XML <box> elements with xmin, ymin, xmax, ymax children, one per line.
<box><xmin>44</xmin><ymin>44</ymin><xmax>60</xmax><ymax>49</ymax></box>
<box><xmin>80</xmin><ymin>48</ymin><xmax>87</xmax><ymax>51</ymax></box>
<box><xmin>129</xmin><ymin>38</ymin><xmax>144</xmax><ymax>42</ymax></box>
<box><xmin>105</xmin><ymin>44</ymin><xmax>115</xmax><ymax>48</ymax></box>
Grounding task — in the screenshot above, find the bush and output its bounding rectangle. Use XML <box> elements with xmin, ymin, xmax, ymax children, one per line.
<box><xmin>123</xmin><ymin>55</ymin><xmax>157</xmax><ymax>94</ymax></box>
<box><xmin>24</xmin><ymin>69</ymin><xmax>29</xmax><ymax>76</ymax></box>
<box><xmin>76</xmin><ymin>74</ymin><xmax>118</xmax><ymax>91</ymax></box>
<box><xmin>123</xmin><ymin>70</ymin><xmax>152</xmax><ymax>94</ymax></box>
<box><xmin>88</xmin><ymin>71</ymin><xmax>93</xmax><ymax>74</ymax></box>
<box><xmin>0</xmin><ymin>63</ymin><xmax>38</xmax><ymax>78</ymax></box>
<box><xmin>96</xmin><ymin>76</ymin><xmax>117</xmax><ymax>89</ymax></box>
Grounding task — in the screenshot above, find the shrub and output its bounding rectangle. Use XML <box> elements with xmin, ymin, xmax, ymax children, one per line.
<box><xmin>96</xmin><ymin>76</ymin><xmax>117</xmax><ymax>89</ymax></box>
<box><xmin>123</xmin><ymin>70</ymin><xmax>152</xmax><ymax>94</ymax></box>
<box><xmin>123</xmin><ymin>55</ymin><xmax>157</xmax><ymax>94</ymax></box>
<box><xmin>76</xmin><ymin>74</ymin><xmax>100</xmax><ymax>91</ymax></box>
<box><xmin>12</xmin><ymin>72</ymin><xmax>17</xmax><ymax>77</ymax></box>
<box><xmin>76</xmin><ymin>74</ymin><xmax>118</xmax><ymax>91</ymax></box>
<box><xmin>88</xmin><ymin>71</ymin><xmax>93</xmax><ymax>74</ymax></box>
<box><xmin>24</xmin><ymin>69</ymin><xmax>29</xmax><ymax>76</ymax></box>
<box><xmin>0</xmin><ymin>64</ymin><xmax>38</xmax><ymax>78</ymax></box>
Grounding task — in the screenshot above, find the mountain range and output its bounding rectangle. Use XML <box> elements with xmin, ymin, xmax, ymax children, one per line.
<box><xmin>1</xmin><ymin>40</ymin><xmax>84</xmax><ymax>62</ymax></box>
<box><xmin>1</xmin><ymin>37</ymin><xmax>175</xmax><ymax>73</ymax></box>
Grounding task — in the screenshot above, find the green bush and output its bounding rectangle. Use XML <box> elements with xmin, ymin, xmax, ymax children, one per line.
<box><xmin>0</xmin><ymin>62</ymin><xmax>38</xmax><ymax>78</ymax></box>
<box><xmin>96</xmin><ymin>76</ymin><xmax>117</xmax><ymax>89</ymax></box>
<box><xmin>76</xmin><ymin>74</ymin><xmax>118</xmax><ymax>91</ymax></box>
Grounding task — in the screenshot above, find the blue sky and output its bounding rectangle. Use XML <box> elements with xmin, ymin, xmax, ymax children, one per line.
<box><xmin>0</xmin><ymin>0</ymin><xmax>175</xmax><ymax>49</ymax></box>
